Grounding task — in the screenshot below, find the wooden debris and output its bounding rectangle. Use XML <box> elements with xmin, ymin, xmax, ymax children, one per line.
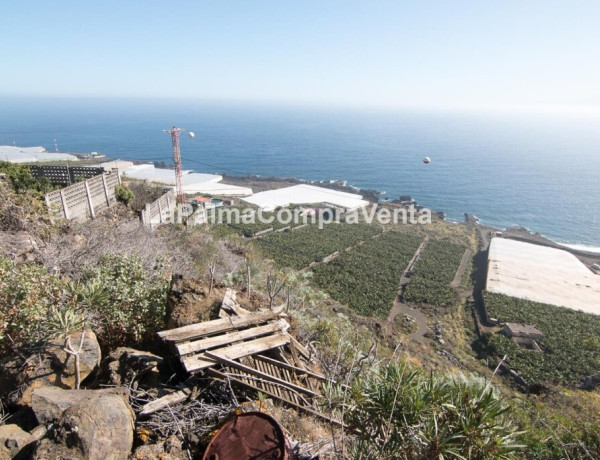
<box><xmin>158</xmin><ymin>310</ymin><xmax>280</xmax><ymax>344</ymax></box>
<box><xmin>139</xmin><ymin>388</ymin><xmax>193</xmax><ymax>416</ymax></box>
<box><xmin>152</xmin><ymin>293</ymin><xmax>337</xmax><ymax>426</ymax></box>
<box><xmin>182</xmin><ymin>333</ymin><xmax>292</xmax><ymax>372</ymax></box>
<box><xmin>218</xmin><ymin>288</ymin><xmax>251</xmax><ymax>318</ymax></box>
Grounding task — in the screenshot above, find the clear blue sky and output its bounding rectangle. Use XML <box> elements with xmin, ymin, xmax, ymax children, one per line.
<box><xmin>1</xmin><ymin>0</ymin><xmax>599</xmax><ymax>111</ymax></box>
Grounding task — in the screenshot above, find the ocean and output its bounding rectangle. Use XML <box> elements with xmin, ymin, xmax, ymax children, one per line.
<box><xmin>1</xmin><ymin>97</ymin><xmax>599</xmax><ymax>249</ymax></box>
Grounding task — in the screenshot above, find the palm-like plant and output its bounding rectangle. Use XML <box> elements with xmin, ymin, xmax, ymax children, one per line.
<box><xmin>336</xmin><ymin>361</ymin><xmax>524</xmax><ymax>459</ymax></box>
<box><xmin>46</xmin><ymin>304</ymin><xmax>88</xmax><ymax>389</ymax></box>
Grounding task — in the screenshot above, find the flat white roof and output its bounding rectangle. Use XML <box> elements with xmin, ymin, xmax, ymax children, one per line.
<box><xmin>120</xmin><ymin>164</ymin><xmax>222</xmax><ymax>185</ymax></box>
<box><xmin>120</xmin><ymin>164</ymin><xmax>251</xmax><ymax>196</ymax></box>
<box><xmin>97</xmin><ymin>159</ymin><xmax>135</xmax><ymax>171</ymax></box>
<box><xmin>242</xmin><ymin>184</ymin><xmax>369</xmax><ymax>211</ymax></box>
<box><xmin>487</xmin><ymin>238</ymin><xmax>600</xmax><ymax>315</ymax></box>
<box><xmin>180</xmin><ymin>181</ymin><xmax>252</xmax><ymax>196</ymax></box>
<box><xmin>0</xmin><ymin>145</ymin><xmax>79</xmax><ymax>163</ymax></box>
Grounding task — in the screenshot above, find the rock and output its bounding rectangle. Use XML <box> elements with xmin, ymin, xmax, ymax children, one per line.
<box><xmin>99</xmin><ymin>347</ymin><xmax>162</xmax><ymax>388</ymax></box>
<box><xmin>32</xmin><ymin>387</ymin><xmax>130</xmax><ymax>425</ymax></box>
<box><xmin>33</xmin><ymin>438</ymin><xmax>85</xmax><ymax>460</ymax></box>
<box><xmin>579</xmin><ymin>371</ymin><xmax>600</xmax><ymax>391</ymax></box>
<box><xmin>34</xmin><ymin>391</ymin><xmax>134</xmax><ymax>460</ymax></box>
<box><xmin>165</xmin><ymin>277</ymin><xmax>222</xmax><ymax>328</ymax></box>
<box><xmin>0</xmin><ymin>424</ymin><xmax>35</xmax><ymax>459</ymax></box>
<box><xmin>131</xmin><ymin>435</ymin><xmax>186</xmax><ymax>460</ymax></box>
<box><xmin>0</xmin><ymin>330</ymin><xmax>101</xmax><ymax>407</ymax></box>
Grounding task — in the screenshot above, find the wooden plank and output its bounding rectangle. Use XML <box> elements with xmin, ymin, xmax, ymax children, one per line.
<box><xmin>139</xmin><ymin>388</ymin><xmax>192</xmax><ymax>416</ymax></box>
<box><xmin>205</xmin><ymin>351</ymin><xmax>318</xmax><ymax>397</ymax></box>
<box><xmin>183</xmin><ymin>333</ymin><xmax>291</xmax><ymax>372</ymax></box>
<box><xmin>290</xmin><ymin>337</ymin><xmax>311</xmax><ymax>361</ymax></box>
<box><xmin>176</xmin><ymin>319</ymin><xmax>289</xmax><ymax>356</ymax></box>
<box><xmin>253</xmin><ymin>358</ymin><xmax>278</xmax><ymax>397</ymax></box>
<box><xmin>273</xmin><ymin>362</ymin><xmax>299</xmax><ymax>404</ymax></box>
<box><xmin>158</xmin><ymin>311</ymin><xmax>280</xmax><ymax>343</ymax></box>
<box><xmin>207</xmin><ymin>368</ymin><xmax>345</xmax><ymax>428</ymax></box>
<box><xmin>255</xmin><ymin>354</ymin><xmax>326</xmax><ymax>382</ymax></box>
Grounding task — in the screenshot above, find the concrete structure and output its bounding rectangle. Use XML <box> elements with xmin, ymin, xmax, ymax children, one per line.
<box><xmin>120</xmin><ymin>164</ymin><xmax>252</xmax><ymax>196</ymax></box>
<box><xmin>0</xmin><ymin>145</ymin><xmax>79</xmax><ymax>163</ymax></box>
<box><xmin>45</xmin><ymin>171</ymin><xmax>120</xmax><ymax>221</ymax></box>
<box><xmin>97</xmin><ymin>159</ymin><xmax>134</xmax><ymax>171</ymax></box>
<box><xmin>242</xmin><ymin>184</ymin><xmax>369</xmax><ymax>212</ymax></box>
<box><xmin>487</xmin><ymin>238</ymin><xmax>600</xmax><ymax>315</ymax></box>
<box><xmin>502</xmin><ymin>323</ymin><xmax>544</xmax><ymax>340</ymax></box>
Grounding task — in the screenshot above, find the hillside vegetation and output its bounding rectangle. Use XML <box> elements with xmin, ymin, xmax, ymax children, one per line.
<box><xmin>312</xmin><ymin>230</ymin><xmax>422</xmax><ymax>317</ymax></box>
<box><xmin>403</xmin><ymin>239</ymin><xmax>466</xmax><ymax>307</ymax></box>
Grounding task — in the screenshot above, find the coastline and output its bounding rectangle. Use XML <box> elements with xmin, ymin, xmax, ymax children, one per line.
<box><xmin>5</xmin><ymin>149</ymin><xmax>600</xmax><ymax>254</ymax></box>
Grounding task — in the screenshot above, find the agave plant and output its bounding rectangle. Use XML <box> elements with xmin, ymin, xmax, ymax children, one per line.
<box><xmin>336</xmin><ymin>361</ymin><xmax>524</xmax><ymax>459</ymax></box>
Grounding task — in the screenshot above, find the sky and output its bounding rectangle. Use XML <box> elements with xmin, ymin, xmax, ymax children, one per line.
<box><xmin>1</xmin><ymin>0</ymin><xmax>599</xmax><ymax>111</ymax></box>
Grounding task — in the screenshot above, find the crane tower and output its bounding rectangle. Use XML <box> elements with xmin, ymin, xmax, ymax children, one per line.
<box><xmin>164</xmin><ymin>126</ymin><xmax>185</xmax><ymax>204</ymax></box>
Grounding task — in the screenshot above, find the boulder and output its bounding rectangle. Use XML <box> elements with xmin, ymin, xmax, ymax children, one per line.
<box><xmin>33</xmin><ymin>391</ymin><xmax>134</xmax><ymax>460</ymax></box>
<box><xmin>32</xmin><ymin>386</ymin><xmax>130</xmax><ymax>425</ymax></box>
<box><xmin>0</xmin><ymin>330</ymin><xmax>101</xmax><ymax>406</ymax></box>
<box><xmin>131</xmin><ymin>435</ymin><xmax>186</xmax><ymax>460</ymax></box>
<box><xmin>0</xmin><ymin>424</ymin><xmax>35</xmax><ymax>459</ymax></box>
<box><xmin>99</xmin><ymin>347</ymin><xmax>162</xmax><ymax>388</ymax></box>
<box><xmin>165</xmin><ymin>278</ymin><xmax>222</xmax><ymax>328</ymax></box>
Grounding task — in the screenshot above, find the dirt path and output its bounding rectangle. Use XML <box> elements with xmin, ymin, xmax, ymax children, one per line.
<box><xmin>386</xmin><ymin>236</ymin><xmax>430</xmax><ymax>342</ymax></box>
<box><xmin>387</xmin><ymin>299</ymin><xmax>428</xmax><ymax>342</ymax></box>
<box><xmin>450</xmin><ymin>248</ymin><xmax>472</xmax><ymax>288</ymax></box>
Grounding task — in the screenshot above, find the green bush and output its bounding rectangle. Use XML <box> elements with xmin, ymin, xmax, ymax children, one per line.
<box><xmin>0</xmin><ymin>257</ymin><xmax>67</xmax><ymax>351</ymax></box>
<box><xmin>79</xmin><ymin>254</ymin><xmax>170</xmax><ymax>349</ymax></box>
<box><xmin>0</xmin><ymin>253</ymin><xmax>170</xmax><ymax>352</ymax></box>
<box><xmin>115</xmin><ymin>184</ymin><xmax>135</xmax><ymax>206</ymax></box>
<box><xmin>331</xmin><ymin>361</ymin><xmax>523</xmax><ymax>459</ymax></box>
<box><xmin>0</xmin><ymin>161</ymin><xmax>54</xmax><ymax>195</ymax></box>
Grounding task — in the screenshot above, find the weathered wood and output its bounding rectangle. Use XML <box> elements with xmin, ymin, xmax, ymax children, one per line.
<box><xmin>219</xmin><ymin>288</ymin><xmax>251</xmax><ymax>318</ymax></box>
<box><xmin>207</xmin><ymin>368</ymin><xmax>345</xmax><ymax>428</ymax></box>
<box><xmin>139</xmin><ymin>388</ymin><xmax>192</xmax><ymax>416</ymax></box>
<box><xmin>158</xmin><ymin>311</ymin><xmax>280</xmax><ymax>344</ymax></box>
<box><xmin>176</xmin><ymin>319</ymin><xmax>289</xmax><ymax>356</ymax></box>
<box><xmin>290</xmin><ymin>336</ymin><xmax>311</xmax><ymax>361</ymax></box>
<box><xmin>183</xmin><ymin>333</ymin><xmax>291</xmax><ymax>372</ymax></box>
<box><xmin>253</xmin><ymin>357</ymin><xmax>278</xmax><ymax>397</ymax></box>
<box><xmin>255</xmin><ymin>354</ymin><xmax>326</xmax><ymax>382</ymax></box>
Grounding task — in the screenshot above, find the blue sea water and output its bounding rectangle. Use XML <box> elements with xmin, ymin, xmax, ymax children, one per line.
<box><xmin>1</xmin><ymin>97</ymin><xmax>599</xmax><ymax>248</ymax></box>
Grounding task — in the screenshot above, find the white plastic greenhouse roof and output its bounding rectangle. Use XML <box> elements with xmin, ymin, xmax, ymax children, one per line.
<box><xmin>487</xmin><ymin>238</ymin><xmax>600</xmax><ymax>315</ymax></box>
<box><xmin>242</xmin><ymin>184</ymin><xmax>369</xmax><ymax>211</ymax></box>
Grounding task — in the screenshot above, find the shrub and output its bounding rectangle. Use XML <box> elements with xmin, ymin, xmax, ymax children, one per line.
<box><xmin>0</xmin><ymin>161</ymin><xmax>54</xmax><ymax>195</ymax></box>
<box><xmin>115</xmin><ymin>184</ymin><xmax>135</xmax><ymax>206</ymax></box>
<box><xmin>330</xmin><ymin>361</ymin><xmax>523</xmax><ymax>459</ymax></box>
<box><xmin>79</xmin><ymin>254</ymin><xmax>170</xmax><ymax>349</ymax></box>
<box><xmin>0</xmin><ymin>256</ymin><xmax>68</xmax><ymax>351</ymax></box>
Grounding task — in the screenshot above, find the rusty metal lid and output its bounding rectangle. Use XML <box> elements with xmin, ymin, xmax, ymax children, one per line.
<box><xmin>202</xmin><ymin>412</ymin><xmax>294</xmax><ymax>460</ymax></box>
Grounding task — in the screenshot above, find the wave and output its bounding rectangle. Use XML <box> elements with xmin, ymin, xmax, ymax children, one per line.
<box><xmin>556</xmin><ymin>243</ymin><xmax>600</xmax><ymax>254</ymax></box>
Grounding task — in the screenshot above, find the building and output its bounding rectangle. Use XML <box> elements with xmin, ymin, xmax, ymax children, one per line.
<box><xmin>502</xmin><ymin>323</ymin><xmax>544</xmax><ymax>340</ymax></box>
<box><xmin>192</xmin><ymin>196</ymin><xmax>223</xmax><ymax>210</ymax></box>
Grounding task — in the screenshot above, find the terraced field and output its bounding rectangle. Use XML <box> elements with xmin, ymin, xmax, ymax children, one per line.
<box><xmin>485</xmin><ymin>292</ymin><xmax>600</xmax><ymax>385</ymax></box>
<box><xmin>256</xmin><ymin>223</ymin><xmax>382</xmax><ymax>270</ymax></box>
<box><xmin>311</xmin><ymin>231</ymin><xmax>423</xmax><ymax>318</ymax></box>
<box><xmin>403</xmin><ymin>240</ymin><xmax>466</xmax><ymax>307</ymax></box>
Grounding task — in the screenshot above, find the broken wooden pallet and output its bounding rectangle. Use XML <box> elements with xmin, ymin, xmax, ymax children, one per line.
<box><xmin>158</xmin><ymin>311</ymin><xmax>292</xmax><ymax>373</ymax></box>
<box><xmin>151</xmin><ymin>305</ymin><xmax>339</xmax><ymax>424</ymax></box>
